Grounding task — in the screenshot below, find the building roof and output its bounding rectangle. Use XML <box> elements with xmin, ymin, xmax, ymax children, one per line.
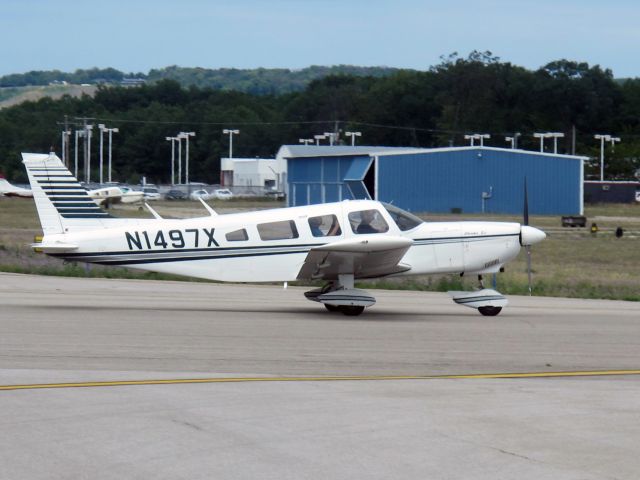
<box><xmin>279</xmin><ymin>145</ymin><xmax>589</xmax><ymax>161</ymax></box>
<box><xmin>277</xmin><ymin>145</ymin><xmax>425</xmax><ymax>159</ymax></box>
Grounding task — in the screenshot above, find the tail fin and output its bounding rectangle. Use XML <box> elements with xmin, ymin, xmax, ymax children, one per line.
<box><xmin>22</xmin><ymin>152</ymin><xmax>112</xmax><ymax>233</ymax></box>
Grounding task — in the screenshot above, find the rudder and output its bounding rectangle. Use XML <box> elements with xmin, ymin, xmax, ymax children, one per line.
<box><xmin>22</xmin><ymin>152</ymin><xmax>111</xmax><ymax>234</ymax></box>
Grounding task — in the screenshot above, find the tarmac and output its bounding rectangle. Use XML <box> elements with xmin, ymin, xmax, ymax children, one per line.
<box><xmin>1</xmin><ymin>272</ymin><xmax>639</xmax><ymax>479</ymax></box>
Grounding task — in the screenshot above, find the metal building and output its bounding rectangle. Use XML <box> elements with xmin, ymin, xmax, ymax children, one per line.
<box><xmin>283</xmin><ymin>145</ymin><xmax>587</xmax><ymax>215</ymax></box>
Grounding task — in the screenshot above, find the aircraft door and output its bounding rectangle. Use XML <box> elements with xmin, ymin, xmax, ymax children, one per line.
<box><xmin>431</xmin><ymin>226</ymin><xmax>465</xmax><ymax>272</ymax></box>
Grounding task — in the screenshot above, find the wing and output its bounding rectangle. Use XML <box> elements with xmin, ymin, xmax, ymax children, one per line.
<box><xmin>297</xmin><ymin>236</ymin><xmax>413</xmax><ymax>281</ymax></box>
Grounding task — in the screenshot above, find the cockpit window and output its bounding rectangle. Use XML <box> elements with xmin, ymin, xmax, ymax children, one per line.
<box><xmin>308</xmin><ymin>214</ymin><xmax>342</xmax><ymax>237</ymax></box>
<box><xmin>348</xmin><ymin>209</ymin><xmax>389</xmax><ymax>234</ymax></box>
<box><xmin>382</xmin><ymin>203</ymin><xmax>424</xmax><ymax>231</ymax></box>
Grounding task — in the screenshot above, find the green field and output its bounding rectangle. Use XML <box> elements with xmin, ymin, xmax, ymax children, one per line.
<box><xmin>1</xmin><ymin>197</ymin><xmax>639</xmax><ymax>301</ymax></box>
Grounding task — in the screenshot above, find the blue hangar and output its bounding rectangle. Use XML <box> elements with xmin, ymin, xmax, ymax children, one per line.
<box><xmin>280</xmin><ymin>145</ymin><xmax>586</xmax><ymax>215</ymax></box>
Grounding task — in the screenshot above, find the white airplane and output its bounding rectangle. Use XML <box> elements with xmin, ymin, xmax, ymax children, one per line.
<box><xmin>23</xmin><ymin>152</ymin><xmax>546</xmax><ymax>316</ymax></box>
<box><xmin>89</xmin><ymin>185</ymin><xmax>144</xmax><ymax>205</ymax></box>
<box><xmin>0</xmin><ymin>176</ymin><xmax>33</xmax><ymax>197</ymax></box>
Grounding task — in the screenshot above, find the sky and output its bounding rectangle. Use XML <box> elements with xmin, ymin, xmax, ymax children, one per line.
<box><xmin>1</xmin><ymin>0</ymin><xmax>639</xmax><ymax>78</ymax></box>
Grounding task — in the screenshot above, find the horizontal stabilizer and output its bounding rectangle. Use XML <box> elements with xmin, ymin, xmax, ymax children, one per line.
<box><xmin>31</xmin><ymin>242</ymin><xmax>79</xmax><ymax>252</ymax></box>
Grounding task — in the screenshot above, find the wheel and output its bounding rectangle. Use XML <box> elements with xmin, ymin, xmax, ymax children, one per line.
<box><xmin>324</xmin><ymin>304</ymin><xmax>340</xmax><ymax>312</ymax></box>
<box><xmin>339</xmin><ymin>305</ymin><xmax>365</xmax><ymax>316</ymax></box>
<box><xmin>478</xmin><ymin>306</ymin><xmax>502</xmax><ymax>316</ymax></box>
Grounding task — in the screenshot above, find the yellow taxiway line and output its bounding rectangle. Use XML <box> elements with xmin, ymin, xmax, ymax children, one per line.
<box><xmin>1</xmin><ymin>370</ymin><xmax>640</xmax><ymax>391</ymax></box>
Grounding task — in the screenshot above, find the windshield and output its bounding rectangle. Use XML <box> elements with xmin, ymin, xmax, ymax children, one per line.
<box><xmin>382</xmin><ymin>203</ymin><xmax>424</xmax><ymax>231</ymax></box>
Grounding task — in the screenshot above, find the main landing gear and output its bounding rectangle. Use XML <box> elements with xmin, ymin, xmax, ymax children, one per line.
<box><xmin>448</xmin><ymin>275</ymin><xmax>508</xmax><ymax>316</ymax></box>
<box><xmin>304</xmin><ymin>274</ymin><xmax>374</xmax><ymax>316</ymax></box>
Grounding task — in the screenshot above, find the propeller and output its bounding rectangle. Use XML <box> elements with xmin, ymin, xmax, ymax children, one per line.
<box><xmin>524</xmin><ymin>178</ymin><xmax>532</xmax><ymax>295</ymax></box>
<box><xmin>520</xmin><ymin>178</ymin><xmax>546</xmax><ymax>295</ymax></box>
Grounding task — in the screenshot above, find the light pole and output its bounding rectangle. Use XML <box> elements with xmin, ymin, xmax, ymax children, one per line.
<box><xmin>61</xmin><ymin>129</ymin><xmax>71</xmax><ymax>166</ymax></box>
<box><xmin>105</xmin><ymin>127</ymin><xmax>119</xmax><ymax>183</ymax></box>
<box><xmin>345</xmin><ymin>131</ymin><xmax>362</xmax><ymax>146</ymax></box>
<box><xmin>594</xmin><ymin>134</ymin><xmax>620</xmax><ymax>181</ymax></box>
<box><xmin>179</xmin><ymin>131</ymin><xmax>196</xmax><ymax>185</ymax></box>
<box><xmin>177</xmin><ymin>134</ymin><xmax>182</xmax><ymax>184</ymax></box>
<box><xmin>324</xmin><ymin>132</ymin><xmax>337</xmax><ymax>146</ymax></box>
<box><xmin>533</xmin><ymin>132</ymin><xmax>553</xmax><ymax>153</ymax></box>
<box><xmin>465</xmin><ymin>133</ymin><xmax>490</xmax><ymax>147</ymax></box>
<box><xmin>464</xmin><ymin>133</ymin><xmax>490</xmax><ymax>146</ymax></box>
<box><xmin>609</xmin><ymin>136</ymin><xmax>621</xmax><ymax>152</ymax></box>
<box><xmin>85</xmin><ymin>124</ymin><xmax>93</xmax><ymax>184</ymax></box>
<box><xmin>222</xmin><ymin>129</ymin><xmax>239</xmax><ymax>159</ymax></box>
<box><xmin>98</xmin><ymin>124</ymin><xmax>105</xmax><ymax>184</ymax></box>
<box><xmin>505</xmin><ymin>136</ymin><xmax>515</xmax><ymax>149</ymax></box>
<box><xmin>477</xmin><ymin>134</ymin><xmax>490</xmax><ymax>147</ymax></box>
<box><xmin>548</xmin><ymin>132</ymin><xmax>564</xmax><ymax>154</ymax></box>
<box><xmin>594</xmin><ymin>134</ymin><xmax>610</xmax><ymax>181</ymax></box>
<box><xmin>74</xmin><ymin>129</ymin><xmax>84</xmax><ymax>178</ymax></box>
<box><xmin>166</xmin><ymin>136</ymin><xmax>179</xmax><ymax>185</ymax></box>
<box><xmin>314</xmin><ymin>134</ymin><xmax>326</xmax><ymax>145</ymax></box>
<box><xmin>299</xmin><ymin>138</ymin><xmax>314</xmax><ymax>145</ymax></box>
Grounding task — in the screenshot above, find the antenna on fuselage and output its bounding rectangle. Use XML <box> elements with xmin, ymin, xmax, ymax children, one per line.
<box><xmin>145</xmin><ymin>203</ymin><xmax>163</xmax><ymax>219</ymax></box>
<box><xmin>198</xmin><ymin>197</ymin><xmax>218</xmax><ymax>216</ymax></box>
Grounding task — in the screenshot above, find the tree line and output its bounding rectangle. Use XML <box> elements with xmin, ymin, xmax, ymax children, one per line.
<box><xmin>0</xmin><ymin>65</ymin><xmax>400</xmax><ymax>95</ymax></box>
<box><xmin>1</xmin><ymin>52</ymin><xmax>639</xmax><ymax>184</ymax></box>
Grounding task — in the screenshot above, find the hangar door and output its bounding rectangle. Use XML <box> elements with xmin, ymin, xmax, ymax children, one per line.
<box><xmin>344</xmin><ymin>157</ymin><xmax>375</xmax><ymax>200</ymax></box>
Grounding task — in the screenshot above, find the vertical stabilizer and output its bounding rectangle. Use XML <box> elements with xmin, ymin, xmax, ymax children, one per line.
<box><xmin>22</xmin><ymin>152</ymin><xmax>111</xmax><ymax>234</ymax></box>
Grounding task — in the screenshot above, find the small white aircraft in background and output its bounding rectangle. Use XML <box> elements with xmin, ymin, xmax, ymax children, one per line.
<box><xmin>23</xmin><ymin>152</ymin><xmax>545</xmax><ymax>316</ymax></box>
<box><xmin>89</xmin><ymin>185</ymin><xmax>144</xmax><ymax>206</ymax></box>
<box><xmin>0</xmin><ymin>176</ymin><xmax>33</xmax><ymax>197</ymax></box>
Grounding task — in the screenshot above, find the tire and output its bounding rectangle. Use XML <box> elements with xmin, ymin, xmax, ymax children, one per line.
<box><xmin>324</xmin><ymin>304</ymin><xmax>340</xmax><ymax>312</ymax></box>
<box><xmin>339</xmin><ymin>305</ymin><xmax>365</xmax><ymax>316</ymax></box>
<box><xmin>478</xmin><ymin>306</ymin><xmax>502</xmax><ymax>316</ymax></box>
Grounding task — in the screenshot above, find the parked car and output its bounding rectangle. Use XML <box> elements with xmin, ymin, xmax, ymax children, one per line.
<box><xmin>213</xmin><ymin>188</ymin><xmax>234</xmax><ymax>200</ymax></box>
<box><xmin>189</xmin><ymin>189</ymin><xmax>213</xmax><ymax>201</ymax></box>
<box><xmin>142</xmin><ymin>186</ymin><xmax>161</xmax><ymax>201</ymax></box>
<box><xmin>165</xmin><ymin>189</ymin><xmax>187</xmax><ymax>201</ymax></box>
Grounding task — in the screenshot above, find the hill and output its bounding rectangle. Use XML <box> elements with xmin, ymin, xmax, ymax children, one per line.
<box><xmin>0</xmin><ymin>65</ymin><xmax>403</xmax><ymax>96</ymax></box>
<box><xmin>0</xmin><ymin>84</ymin><xmax>97</xmax><ymax>109</ymax></box>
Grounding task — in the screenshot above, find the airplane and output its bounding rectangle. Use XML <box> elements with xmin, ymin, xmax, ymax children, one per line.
<box><xmin>89</xmin><ymin>185</ymin><xmax>144</xmax><ymax>206</ymax></box>
<box><xmin>0</xmin><ymin>175</ymin><xmax>33</xmax><ymax>197</ymax></box>
<box><xmin>23</xmin><ymin>152</ymin><xmax>546</xmax><ymax>316</ymax></box>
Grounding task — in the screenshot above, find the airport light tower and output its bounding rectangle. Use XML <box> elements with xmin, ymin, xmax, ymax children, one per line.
<box><xmin>222</xmin><ymin>129</ymin><xmax>239</xmax><ymax>160</ymax></box>
<box><xmin>98</xmin><ymin>124</ymin><xmax>106</xmax><ymax>184</ymax></box>
<box><xmin>548</xmin><ymin>132</ymin><xmax>564</xmax><ymax>154</ymax></box>
<box><xmin>84</xmin><ymin>124</ymin><xmax>93</xmax><ymax>184</ymax></box>
<box><xmin>104</xmin><ymin>127</ymin><xmax>119</xmax><ymax>183</ymax></box>
<box><xmin>61</xmin><ymin>129</ymin><xmax>71</xmax><ymax>166</ymax></box>
<box><xmin>465</xmin><ymin>133</ymin><xmax>490</xmax><ymax>147</ymax></box>
<box><xmin>533</xmin><ymin>132</ymin><xmax>553</xmax><ymax>153</ymax></box>
<box><xmin>345</xmin><ymin>131</ymin><xmax>362</xmax><ymax>146</ymax></box>
<box><xmin>324</xmin><ymin>132</ymin><xmax>338</xmax><ymax>146</ymax></box>
<box><xmin>594</xmin><ymin>134</ymin><xmax>621</xmax><ymax>181</ymax></box>
<box><xmin>166</xmin><ymin>136</ymin><xmax>179</xmax><ymax>185</ymax></box>
<box><xmin>505</xmin><ymin>136</ymin><xmax>515</xmax><ymax>149</ymax></box>
<box><xmin>179</xmin><ymin>131</ymin><xmax>196</xmax><ymax>185</ymax></box>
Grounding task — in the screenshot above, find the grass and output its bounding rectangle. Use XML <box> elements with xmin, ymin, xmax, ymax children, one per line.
<box><xmin>1</xmin><ymin>197</ymin><xmax>639</xmax><ymax>301</ymax></box>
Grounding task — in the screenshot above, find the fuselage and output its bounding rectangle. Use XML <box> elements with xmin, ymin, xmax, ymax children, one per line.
<box><xmin>43</xmin><ymin>200</ymin><xmax>523</xmax><ymax>283</ymax></box>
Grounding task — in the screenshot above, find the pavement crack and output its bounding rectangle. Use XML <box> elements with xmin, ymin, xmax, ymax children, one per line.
<box><xmin>172</xmin><ymin>418</ymin><xmax>205</xmax><ymax>432</ymax></box>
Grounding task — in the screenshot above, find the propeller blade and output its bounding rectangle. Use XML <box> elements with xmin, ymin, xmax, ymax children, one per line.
<box><xmin>526</xmin><ymin>245</ymin><xmax>532</xmax><ymax>295</ymax></box>
<box><xmin>524</xmin><ymin>177</ymin><xmax>532</xmax><ymax>295</ymax></box>
<box><xmin>523</xmin><ymin>177</ymin><xmax>529</xmax><ymax>226</ymax></box>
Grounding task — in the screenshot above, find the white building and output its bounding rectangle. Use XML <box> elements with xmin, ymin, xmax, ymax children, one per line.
<box><xmin>220</xmin><ymin>156</ymin><xmax>287</xmax><ymax>192</ymax></box>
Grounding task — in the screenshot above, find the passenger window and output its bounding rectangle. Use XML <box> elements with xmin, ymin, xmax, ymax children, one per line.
<box><xmin>226</xmin><ymin>228</ymin><xmax>248</xmax><ymax>242</ymax></box>
<box><xmin>308</xmin><ymin>214</ymin><xmax>342</xmax><ymax>237</ymax></box>
<box><xmin>348</xmin><ymin>209</ymin><xmax>389</xmax><ymax>234</ymax></box>
<box><xmin>257</xmin><ymin>220</ymin><xmax>299</xmax><ymax>240</ymax></box>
